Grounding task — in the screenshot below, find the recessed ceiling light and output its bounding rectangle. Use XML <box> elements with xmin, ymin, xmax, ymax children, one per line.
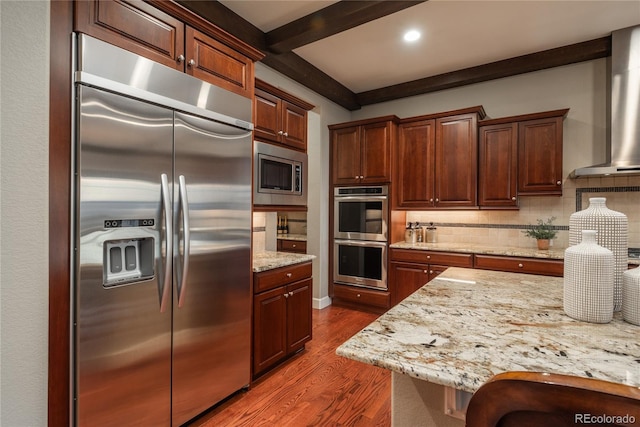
<box><xmin>403</xmin><ymin>29</ymin><xmax>421</xmax><ymax>43</ymax></box>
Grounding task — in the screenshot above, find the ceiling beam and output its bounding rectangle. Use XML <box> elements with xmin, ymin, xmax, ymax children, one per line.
<box><xmin>356</xmin><ymin>36</ymin><xmax>612</xmax><ymax>106</ymax></box>
<box><xmin>266</xmin><ymin>1</ymin><xmax>426</xmax><ymax>54</ymax></box>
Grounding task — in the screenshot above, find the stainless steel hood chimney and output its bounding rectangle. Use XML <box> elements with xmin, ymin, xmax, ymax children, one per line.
<box><xmin>572</xmin><ymin>25</ymin><xmax>640</xmax><ymax>178</ymax></box>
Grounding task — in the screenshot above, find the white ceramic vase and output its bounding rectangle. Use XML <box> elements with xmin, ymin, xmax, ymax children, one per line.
<box><xmin>569</xmin><ymin>197</ymin><xmax>628</xmax><ymax>311</ymax></box>
<box><xmin>622</xmin><ymin>267</ymin><xmax>640</xmax><ymax>326</ymax></box>
<box><xmin>564</xmin><ymin>230</ymin><xmax>614</xmax><ymax>323</ymax></box>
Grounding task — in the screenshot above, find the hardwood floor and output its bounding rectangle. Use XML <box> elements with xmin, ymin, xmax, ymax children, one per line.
<box><xmin>190</xmin><ymin>305</ymin><xmax>391</xmax><ymax>427</ymax></box>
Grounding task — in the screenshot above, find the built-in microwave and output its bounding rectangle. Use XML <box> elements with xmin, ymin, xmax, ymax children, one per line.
<box><xmin>254</xmin><ymin>141</ymin><xmax>307</xmax><ymax>206</ymax></box>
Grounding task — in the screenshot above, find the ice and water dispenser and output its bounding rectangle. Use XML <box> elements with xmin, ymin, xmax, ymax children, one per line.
<box><xmin>103</xmin><ymin>219</ymin><xmax>155</xmax><ymax>287</ymax></box>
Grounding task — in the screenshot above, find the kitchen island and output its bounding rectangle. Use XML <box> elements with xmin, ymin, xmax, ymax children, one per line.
<box><xmin>336</xmin><ymin>267</ymin><xmax>640</xmax><ymax>426</ymax></box>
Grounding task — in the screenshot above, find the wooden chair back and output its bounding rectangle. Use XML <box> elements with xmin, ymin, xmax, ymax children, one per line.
<box><xmin>465</xmin><ymin>371</ymin><xmax>640</xmax><ymax>427</ymax></box>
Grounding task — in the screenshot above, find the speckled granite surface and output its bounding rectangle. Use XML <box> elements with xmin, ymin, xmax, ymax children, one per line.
<box><xmin>276</xmin><ymin>234</ymin><xmax>307</xmax><ymax>241</ymax></box>
<box><xmin>253</xmin><ymin>251</ymin><xmax>315</xmax><ymax>272</ymax></box>
<box><xmin>336</xmin><ymin>267</ymin><xmax>640</xmax><ymax>393</ymax></box>
<box><xmin>390</xmin><ymin>241</ymin><xmax>566</xmax><ymax>259</ymax></box>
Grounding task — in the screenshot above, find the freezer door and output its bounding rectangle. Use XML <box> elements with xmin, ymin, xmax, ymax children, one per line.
<box><xmin>172</xmin><ymin>112</ymin><xmax>252</xmax><ymax>426</ymax></box>
<box><xmin>75</xmin><ymin>86</ymin><xmax>173</xmax><ymax>426</ymax></box>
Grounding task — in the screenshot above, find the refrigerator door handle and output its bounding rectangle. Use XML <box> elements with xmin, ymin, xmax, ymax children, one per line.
<box><xmin>160</xmin><ymin>173</ymin><xmax>173</xmax><ymax>312</ymax></box>
<box><xmin>177</xmin><ymin>175</ymin><xmax>191</xmax><ymax>308</ymax></box>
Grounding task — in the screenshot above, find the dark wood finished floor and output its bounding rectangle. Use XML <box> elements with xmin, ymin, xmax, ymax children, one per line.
<box><xmin>190</xmin><ymin>305</ymin><xmax>391</xmax><ymax>427</ymax></box>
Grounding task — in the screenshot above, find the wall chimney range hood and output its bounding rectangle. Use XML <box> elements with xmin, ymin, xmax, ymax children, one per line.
<box><xmin>571</xmin><ymin>25</ymin><xmax>640</xmax><ymax>178</ymax></box>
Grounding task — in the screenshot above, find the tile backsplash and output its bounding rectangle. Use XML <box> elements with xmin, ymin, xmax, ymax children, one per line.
<box><xmin>407</xmin><ymin>175</ymin><xmax>640</xmax><ymax>250</ymax></box>
<box><xmin>252</xmin><ymin>211</ymin><xmax>308</xmax><ymax>253</ymax></box>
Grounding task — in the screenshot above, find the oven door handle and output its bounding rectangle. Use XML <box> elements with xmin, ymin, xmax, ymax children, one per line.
<box><xmin>334</xmin><ymin>239</ymin><xmax>388</xmax><ymax>248</ymax></box>
<box><xmin>334</xmin><ymin>195</ymin><xmax>388</xmax><ymax>202</ymax></box>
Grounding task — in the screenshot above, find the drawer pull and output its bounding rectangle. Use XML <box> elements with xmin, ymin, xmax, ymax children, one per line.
<box><xmin>357</xmin><ymin>294</ymin><xmax>361</xmax><ymax>298</ymax></box>
<box><xmin>286</xmin><ymin>273</ymin><xmax>292</xmax><ymax>278</ymax></box>
<box><xmin>518</xmin><ymin>263</ymin><xmax>524</xmax><ymax>268</ymax></box>
<box><xmin>292</xmin><ymin>244</ymin><xmax>296</xmax><ymax>248</ymax></box>
<box><xmin>426</xmin><ymin>255</ymin><xmax>431</xmax><ymax>260</ymax></box>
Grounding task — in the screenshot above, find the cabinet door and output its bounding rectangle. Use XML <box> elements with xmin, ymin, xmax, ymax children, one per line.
<box><xmin>286</xmin><ymin>279</ymin><xmax>313</xmax><ymax>353</ymax></box>
<box><xmin>331</xmin><ymin>126</ymin><xmax>361</xmax><ymax>185</ymax></box>
<box><xmin>186</xmin><ymin>26</ymin><xmax>254</xmax><ymax>98</ymax></box>
<box><xmin>254</xmin><ymin>88</ymin><xmax>281</xmax><ymax>143</ymax></box>
<box><xmin>479</xmin><ymin>123</ymin><xmax>518</xmax><ymax>207</ymax></box>
<box><xmin>360</xmin><ymin>121</ymin><xmax>392</xmax><ymax>184</ymax></box>
<box><xmin>435</xmin><ymin>114</ymin><xmax>478</xmax><ymax>207</ymax></box>
<box><xmin>428</xmin><ymin>265</ymin><xmax>449</xmax><ymax>282</ymax></box>
<box><xmin>253</xmin><ymin>287</ymin><xmax>287</xmax><ymax>375</ymax></box>
<box><xmin>396</xmin><ymin>120</ymin><xmax>436</xmax><ymax>208</ymax></box>
<box><xmin>75</xmin><ymin>0</ymin><xmax>185</xmax><ymax>70</ymax></box>
<box><xmin>282</xmin><ymin>101</ymin><xmax>307</xmax><ymax>151</ymax></box>
<box><xmin>518</xmin><ymin>117</ymin><xmax>563</xmax><ymax>195</ymax></box>
<box><xmin>390</xmin><ymin>262</ymin><xmax>430</xmax><ymax>305</ymax></box>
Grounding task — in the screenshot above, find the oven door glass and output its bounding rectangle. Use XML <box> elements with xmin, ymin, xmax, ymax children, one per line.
<box><xmin>334</xmin><ymin>197</ymin><xmax>388</xmax><ymax>241</ymax></box>
<box><xmin>334</xmin><ymin>240</ymin><xmax>387</xmax><ymax>290</ymax></box>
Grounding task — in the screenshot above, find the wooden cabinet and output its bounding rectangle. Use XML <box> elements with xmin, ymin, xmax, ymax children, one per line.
<box><xmin>253</xmin><ymin>262</ymin><xmax>312</xmax><ymax>377</ymax></box>
<box><xmin>389</xmin><ymin>249</ymin><xmax>473</xmax><ymax>304</ymax></box>
<box><xmin>474</xmin><ymin>254</ymin><xmax>563</xmax><ymax>277</ymax></box>
<box><xmin>332</xmin><ymin>284</ymin><xmax>391</xmax><ymax>312</ymax></box>
<box><xmin>75</xmin><ymin>0</ymin><xmax>262</xmax><ymax>98</ymax></box>
<box><xmin>396</xmin><ymin>119</ymin><xmax>435</xmax><ymax>208</ymax></box>
<box><xmin>395</xmin><ymin>107</ymin><xmax>484</xmax><ymax>208</ymax></box>
<box><xmin>277</xmin><ymin>239</ymin><xmax>307</xmax><ymax>254</ymax></box>
<box><xmin>478</xmin><ymin>123</ymin><xmax>518</xmax><ymax>208</ymax></box>
<box><xmin>518</xmin><ymin>115</ymin><xmax>565</xmax><ymax>195</ymax></box>
<box><xmin>330</xmin><ymin>116</ymin><xmax>398</xmax><ymax>185</ymax></box>
<box><xmin>478</xmin><ymin>109</ymin><xmax>569</xmax><ymax>202</ymax></box>
<box><xmin>254</xmin><ymin>79</ymin><xmax>314</xmax><ymax>152</ymax></box>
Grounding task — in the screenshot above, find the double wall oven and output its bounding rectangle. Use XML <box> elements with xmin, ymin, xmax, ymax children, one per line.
<box><xmin>333</xmin><ymin>186</ymin><xmax>388</xmax><ymax>290</ymax></box>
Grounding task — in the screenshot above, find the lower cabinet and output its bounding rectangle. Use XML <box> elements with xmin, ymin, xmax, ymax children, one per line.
<box><xmin>474</xmin><ymin>254</ymin><xmax>563</xmax><ymax>277</ymax></box>
<box><xmin>277</xmin><ymin>238</ymin><xmax>307</xmax><ymax>254</ymax></box>
<box><xmin>332</xmin><ymin>284</ymin><xmax>391</xmax><ymax>312</ymax></box>
<box><xmin>253</xmin><ymin>262</ymin><xmax>312</xmax><ymax>378</ymax></box>
<box><xmin>390</xmin><ymin>249</ymin><xmax>473</xmax><ymax>305</ymax></box>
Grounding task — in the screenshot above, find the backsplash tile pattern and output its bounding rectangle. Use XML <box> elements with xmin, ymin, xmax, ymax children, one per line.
<box><xmin>407</xmin><ymin>175</ymin><xmax>640</xmax><ymax>250</ymax></box>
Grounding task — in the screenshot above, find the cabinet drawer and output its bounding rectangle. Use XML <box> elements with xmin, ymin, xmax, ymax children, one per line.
<box><xmin>254</xmin><ymin>261</ymin><xmax>312</xmax><ymax>294</ymax></box>
<box><xmin>278</xmin><ymin>239</ymin><xmax>307</xmax><ymax>253</ymax></box>
<box><xmin>390</xmin><ymin>249</ymin><xmax>473</xmax><ymax>267</ymax></box>
<box><xmin>333</xmin><ymin>284</ymin><xmax>390</xmax><ymax>309</ymax></box>
<box><xmin>474</xmin><ymin>255</ymin><xmax>563</xmax><ymax>277</ymax></box>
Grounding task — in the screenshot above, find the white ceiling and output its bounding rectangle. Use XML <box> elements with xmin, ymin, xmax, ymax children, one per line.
<box><xmin>219</xmin><ymin>0</ymin><xmax>640</xmax><ymax>93</ymax></box>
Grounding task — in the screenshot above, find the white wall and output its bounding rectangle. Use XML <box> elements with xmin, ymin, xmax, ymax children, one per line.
<box><xmin>0</xmin><ymin>1</ymin><xmax>50</xmax><ymax>426</ymax></box>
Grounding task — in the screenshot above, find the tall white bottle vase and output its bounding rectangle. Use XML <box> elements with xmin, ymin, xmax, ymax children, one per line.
<box><xmin>569</xmin><ymin>197</ymin><xmax>628</xmax><ymax>311</ymax></box>
<box><xmin>564</xmin><ymin>230</ymin><xmax>614</xmax><ymax>323</ymax></box>
<box><xmin>622</xmin><ymin>267</ymin><xmax>640</xmax><ymax>325</ymax></box>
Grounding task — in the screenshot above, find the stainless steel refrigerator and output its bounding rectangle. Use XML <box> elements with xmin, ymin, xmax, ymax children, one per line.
<box><xmin>72</xmin><ymin>34</ymin><xmax>253</xmax><ymax>426</ymax></box>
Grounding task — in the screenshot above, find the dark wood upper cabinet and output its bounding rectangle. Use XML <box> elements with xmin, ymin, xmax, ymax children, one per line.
<box><xmin>75</xmin><ymin>0</ymin><xmax>263</xmax><ymax>98</ymax></box>
<box><xmin>434</xmin><ymin>113</ymin><xmax>478</xmax><ymax>208</ymax></box>
<box><xmin>517</xmin><ymin>116</ymin><xmax>565</xmax><ymax>195</ymax></box>
<box><xmin>75</xmin><ymin>0</ymin><xmax>185</xmax><ymax>70</ymax></box>
<box><xmin>396</xmin><ymin>119</ymin><xmax>435</xmax><ymax>207</ymax></box>
<box><xmin>254</xmin><ymin>79</ymin><xmax>314</xmax><ymax>152</ymax></box>
<box><xmin>479</xmin><ymin>108</ymin><xmax>569</xmax><ymax>198</ymax></box>
<box><xmin>330</xmin><ymin>116</ymin><xmax>398</xmax><ymax>186</ymax></box>
<box><xmin>478</xmin><ymin>123</ymin><xmax>518</xmax><ymax>208</ymax></box>
<box><xmin>394</xmin><ymin>107</ymin><xmax>484</xmax><ymax>209</ymax></box>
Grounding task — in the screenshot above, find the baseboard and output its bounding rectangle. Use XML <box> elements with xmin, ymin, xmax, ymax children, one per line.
<box><xmin>313</xmin><ymin>296</ymin><xmax>332</xmax><ymax>310</ymax></box>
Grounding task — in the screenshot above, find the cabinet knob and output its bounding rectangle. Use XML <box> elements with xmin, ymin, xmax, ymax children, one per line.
<box><xmin>423</xmin><ymin>270</ymin><xmax>428</xmax><ymax>274</ymax></box>
<box><xmin>292</xmin><ymin>244</ymin><xmax>296</xmax><ymax>248</ymax></box>
<box><xmin>511</xmin><ymin>196</ymin><xmax>517</xmax><ymax>201</ymax></box>
<box><xmin>429</xmin><ymin>270</ymin><xmax>434</xmax><ymax>274</ymax></box>
<box><xmin>429</xmin><ymin>198</ymin><xmax>434</xmax><ymax>203</ymax></box>
<box><xmin>286</xmin><ymin>273</ymin><xmax>292</xmax><ymax>278</ymax></box>
<box><xmin>356</xmin><ymin>293</ymin><xmax>361</xmax><ymax>298</ymax></box>
<box><xmin>278</xmin><ymin>130</ymin><xmax>284</xmax><ymax>135</ymax></box>
<box><xmin>188</xmin><ymin>59</ymin><xmax>196</xmax><ymax>67</ymax></box>
<box><xmin>177</xmin><ymin>54</ymin><xmax>185</xmax><ymax>63</ymax></box>
<box><xmin>355</xmin><ymin>176</ymin><xmax>359</xmax><ymax>179</ymax></box>
<box><xmin>426</xmin><ymin>255</ymin><xmax>431</xmax><ymax>260</ymax></box>
<box><xmin>518</xmin><ymin>263</ymin><xmax>524</xmax><ymax>268</ymax></box>
<box><xmin>435</xmin><ymin>198</ymin><xmax>439</xmax><ymax>202</ymax></box>
<box><xmin>557</xmin><ymin>180</ymin><xmax>562</xmax><ymax>185</ymax></box>
<box><xmin>289</xmin><ymin>291</ymin><xmax>294</xmax><ymax>296</ymax></box>
<box><xmin>284</xmin><ymin>293</ymin><xmax>289</xmax><ymax>298</ymax></box>
<box><xmin>283</xmin><ymin>132</ymin><xmax>289</xmax><ymax>137</ymax></box>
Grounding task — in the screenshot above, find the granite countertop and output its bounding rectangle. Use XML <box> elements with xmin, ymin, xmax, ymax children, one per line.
<box><xmin>390</xmin><ymin>241</ymin><xmax>566</xmax><ymax>260</ymax></box>
<box><xmin>336</xmin><ymin>267</ymin><xmax>640</xmax><ymax>393</ymax></box>
<box><xmin>276</xmin><ymin>234</ymin><xmax>307</xmax><ymax>241</ymax></box>
<box><xmin>253</xmin><ymin>251</ymin><xmax>315</xmax><ymax>272</ymax></box>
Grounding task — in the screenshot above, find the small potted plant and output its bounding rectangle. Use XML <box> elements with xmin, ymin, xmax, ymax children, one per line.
<box><xmin>522</xmin><ymin>217</ymin><xmax>558</xmax><ymax>250</ymax></box>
